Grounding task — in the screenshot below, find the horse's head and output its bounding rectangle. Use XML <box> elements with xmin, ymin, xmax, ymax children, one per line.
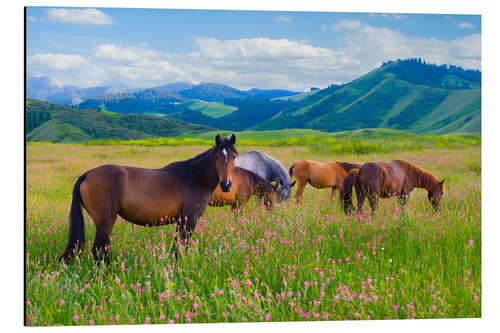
<box><xmin>214</xmin><ymin>134</ymin><xmax>237</xmax><ymax>192</ymax></box>
<box><xmin>428</xmin><ymin>178</ymin><xmax>445</xmax><ymax>212</ymax></box>
<box><xmin>276</xmin><ymin>180</ymin><xmax>296</xmax><ymax>203</ymax></box>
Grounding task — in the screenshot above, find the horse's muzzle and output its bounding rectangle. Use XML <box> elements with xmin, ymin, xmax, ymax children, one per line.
<box><xmin>220</xmin><ymin>180</ymin><xmax>232</xmax><ymax>192</ymax></box>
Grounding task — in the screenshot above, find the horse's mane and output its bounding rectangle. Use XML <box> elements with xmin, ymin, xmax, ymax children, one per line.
<box><xmin>337</xmin><ymin>161</ymin><xmax>362</xmax><ymax>172</ymax></box>
<box><xmin>163</xmin><ymin>139</ymin><xmax>238</xmax><ymax>179</ymax></box>
<box><xmin>395</xmin><ymin>160</ymin><xmax>438</xmax><ymax>189</ymax></box>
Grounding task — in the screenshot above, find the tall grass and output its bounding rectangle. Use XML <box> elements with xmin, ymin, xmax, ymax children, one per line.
<box><xmin>25</xmin><ymin>144</ymin><xmax>481</xmax><ymax>326</ymax></box>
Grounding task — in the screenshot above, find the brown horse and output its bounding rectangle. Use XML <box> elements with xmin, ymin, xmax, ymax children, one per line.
<box><xmin>341</xmin><ymin>160</ymin><xmax>445</xmax><ymax>215</ymax></box>
<box><xmin>209</xmin><ymin>167</ymin><xmax>279</xmax><ymax>209</ymax></box>
<box><xmin>59</xmin><ymin>134</ymin><xmax>238</xmax><ymax>263</ymax></box>
<box><xmin>288</xmin><ymin>160</ymin><xmax>361</xmax><ymax>201</ymax></box>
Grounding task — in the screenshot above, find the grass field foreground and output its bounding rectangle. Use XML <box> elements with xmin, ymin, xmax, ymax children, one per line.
<box><xmin>26</xmin><ymin>143</ymin><xmax>481</xmax><ymax>325</ymax></box>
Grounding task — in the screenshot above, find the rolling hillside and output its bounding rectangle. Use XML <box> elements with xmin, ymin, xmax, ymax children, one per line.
<box><xmin>175</xmin><ymin>100</ymin><xmax>238</xmax><ymax>118</ymax></box>
<box><xmin>252</xmin><ymin>59</ymin><xmax>480</xmax><ymax>134</ymax></box>
<box><xmin>26</xmin><ymin>99</ymin><xmax>214</xmax><ymax>143</ymax></box>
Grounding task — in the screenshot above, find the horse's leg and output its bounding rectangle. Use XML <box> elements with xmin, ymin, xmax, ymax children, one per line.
<box><xmin>170</xmin><ymin>221</ymin><xmax>182</xmax><ymax>259</ymax></box>
<box><xmin>171</xmin><ymin>209</ymin><xmax>201</xmax><ymax>258</ymax></box>
<box><xmin>355</xmin><ymin>184</ymin><xmax>365</xmax><ymax>213</ymax></box>
<box><xmin>81</xmin><ymin>186</ymin><xmax>118</xmax><ymax>265</ymax></box>
<box><xmin>179</xmin><ymin>215</ymin><xmax>199</xmax><ymax>251</ymax></box>
<box><xmin>367</xmin><ymin>192</ymin><xmax>379</xmax><ymax>215</ymax></box>
<box><xmin>91</xmin><ymin>216</ymin><xmax>116</xmax><ymax>264</ymax></box>
<box><xmin>331</xmin><ymin>186</ymin><xmax>337</xmax><ymax>201</ymax></box>
<box><xmin>295</xmin><ymin>180</ymin><xmax>306</xmax><ymax>202</ymax></box>
<box><xmin>398</xmin><ymin>191</ymin><xmax>409</xmax><ymax>210</ymax></box>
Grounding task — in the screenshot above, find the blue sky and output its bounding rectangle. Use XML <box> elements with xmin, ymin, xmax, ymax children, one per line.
<box><xmin>26</xmin><ymin>7</ymin><xmax>481</xmax><ymax>91</ymax></box>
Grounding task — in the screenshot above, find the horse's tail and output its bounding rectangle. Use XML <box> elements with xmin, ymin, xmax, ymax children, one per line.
<box><xmin>341</xmin><ymin>169</ymin><xmax>359</xmax><ymax>215</ymax></box>
<box><xmin>59</xmin><ymin>173</ymin><xmax>87</xmax><ymax>262</ymax></box>
<box><xmin>289</xmin><ymin>163</ymin><xmax>295</xmax><ymax>178</ymax></box>
<box><xmin>337</xmin><ymin>161</ymin><xmax>362</xmax><ymax>172</ymax></box>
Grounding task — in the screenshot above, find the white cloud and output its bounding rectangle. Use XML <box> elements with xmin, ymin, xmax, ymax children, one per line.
<box><xmin>331</xmin><ymin>19</ymin><xmax>481</xmax><ymax>74</ymax></box>
<box><xmin>194</xmin><ymin>37</ymin><xmax>337</xmax><ymax>60</ymax></box>
<box><xmin>457</xmin><ymin>21</ymin><xmax>475</xmax><ymax>29</ymax></box>
<box><xmin>92</xmin><ymin>44</ymin><xmax>163</xmax><ymax>63</ymax></box>
<box><xmin>274</xmin><ymin>15</ymin><xmax>291</xmax><ymax>24</ymax></box>
<box><xmin>27</xmin><ymin>16</ymin><xmax>37</xmax><ymax>22</ymax></box>
<box><xmin>27</xmin><ymin>53</ymin><xmax>88</xmax><ymax>71</ymax></box>
<box><xmin>45</xmin><ymin>8</ymin><xmax>112</xmax><ymax>25</ymax></box>
<box><xmin>27</xmin><ymin>53</ymin><xmax>101</xmax><ymax>87</ymax></box>
<box><xmin>26</xmin><ymin>21</ymin><xmax>481</xmax><ymax>90</ymax></box>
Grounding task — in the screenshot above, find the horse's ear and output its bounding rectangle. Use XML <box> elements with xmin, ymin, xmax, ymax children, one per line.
<box><xmin>229</xmin><ymin>133</ymin><xmax>236</xmax><ymax>145</ymax></box>
<box><xmin>440</xmin><ymin>178</ymin><xmax>446</xmax><ymax>185</ymax></box>
<box><xmin>291</xmin><ymin>180</ymin><xmax>296</xmax><ymax>187</ymax></box>
<box><xmin>215</xmin><ymin>134</ymin><xmax>221</xmax><ymax>146</ymax></box>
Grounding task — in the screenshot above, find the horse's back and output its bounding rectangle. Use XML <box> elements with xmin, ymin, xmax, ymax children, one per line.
<box><xmin>235</xmin><ymin>152</ymin><xmax>266</xmax><ymax>177</ymax></box>
<box><xmin>358</xmin><ymin>162</ymin><xmax>386</xmax><ymax>188</ymax></box>
<box><xmin>292</xmin><ymin>160</ymin><xmax>336</xmax><ymax>188</ymax></box>
<box><xmin>236</xmin><ymin>150</ymin><xmax>288</xmax><ymax>183</ymax></box>
<box><xmin>81</xmin><ymin>164</ymin><xmax>190</xmax><ymax>226</ymax></box>
<box><xmin>80</xmin><ymin>164</ymin><xmax>128</xmax><ymax>201</ymax></box>
<box><xmin>359</xmin><ymin>161</ymin><xmax>405</xmax><ymax>194</ymax></box>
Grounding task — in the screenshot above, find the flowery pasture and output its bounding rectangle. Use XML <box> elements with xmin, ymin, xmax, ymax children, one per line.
<box><xmin>25</xmin><ymin>144</ymin><xmax>481</xmax><ymax>326</ymax></box>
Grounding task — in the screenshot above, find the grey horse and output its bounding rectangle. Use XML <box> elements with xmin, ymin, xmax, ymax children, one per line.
<box><xmin>235</xmin><ymin>150</ymin><xmax>295</xmax><ymax>202</ymax></box>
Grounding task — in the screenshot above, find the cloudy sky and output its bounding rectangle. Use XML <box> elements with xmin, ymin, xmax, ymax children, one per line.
<box><xmin>26</xmin><ymin>7</ymin><xmax>481</xmax><ymax>91</ymax></box>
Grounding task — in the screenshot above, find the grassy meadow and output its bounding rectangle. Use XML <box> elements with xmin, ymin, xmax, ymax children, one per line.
<box><xmin>25</xmin><ymin>138</ymin><xmax>481</xmax><ymax>326</ymax></box>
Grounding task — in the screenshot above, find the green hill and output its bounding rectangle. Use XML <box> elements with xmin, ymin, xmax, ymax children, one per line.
<box><xmin>252</xmin><ymin>59</ymin><xmax>480</xmax><ymax>134</ymax></box>
<box><xmin>27</xmin><ymin>119</ymin><xmax>92</xmax><ymax>143</ymax></box>
<box><xmin>176</xmin><ymin>100</ymin><xmax>237</xmax><ymax>118</ymax></box>
<box><xmin>26</xmin><ymin>99</ymin><xmax>214</xmax><ymax>143</ymax></box>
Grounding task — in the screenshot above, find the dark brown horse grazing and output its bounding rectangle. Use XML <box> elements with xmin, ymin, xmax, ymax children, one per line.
<box><xmin>59</xmin><ymin>134</ymin><xmax>238</xmax><ymax>263</ymax></box>
<box><xmin>289</xmin><ymin>160</ymin><xmax>361</xmax><ymax>202</ymax></box>
<box><xmin>341</xmin><ymin>160</ymin><xmax>445</xmax><ymax>215</ymax></box>
<box><xmin>209</xmin><ymin>167</ymin><xmax>279</xmax><ymax>209</ymax></box>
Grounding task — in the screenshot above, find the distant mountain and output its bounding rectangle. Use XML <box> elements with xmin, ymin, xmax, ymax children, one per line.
<box><xmin>77</xmin><ymin>88</ymin><xmax>182</xmax><ymax>114</ymax></box>
<box><xmin>26</xmin><ymin>73</ymin><xmax>125</xmax><ymax>105</ymax></box>
<box><xmin>252</xmin><ymin>59</ymin><xmax>481</xmax><ymax>134</ymax></box>
<box><xmin>154</xmin><ymin>82</ymin><xmax>194</xmax><ymax>93</ymax></box>
<box><xmin>75</xmin><ymin>82</ymin><xmax>300</xmax><ymax>116</ymax></box>
<box><xmin>26</xmin><ymin>99</ymin><xmax>214</xmax><ymax>143</ymax></box>
<box><xmin>175</xmin><ymin>83</ymin><xmax>299</xmax><ymax>102</ymax></box>
<box><xmin>177</xmin><ymin>82</ymin><xmax>248</xmax><ymax>102</ymax></box>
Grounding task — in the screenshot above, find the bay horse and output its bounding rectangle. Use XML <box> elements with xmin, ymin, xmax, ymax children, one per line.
<box><xmin>288</xmin><ymin>160</ymin><xmax>361</xmax><ymax>202</ymax></box>
<box><xmin>235</xmin><ymin>150</ymin><xmax>295</xmax><ymax>202</ymax></box>
<box><xmin>59</xmin><ymin>134</ymin><xmax>238</xmax><ymax>263</ymax></box>
<box><xmin>209</xmin><ymin>167</ymin><xmax>279</xmax><ymax>209</ymax></box>
<box><xmin>341</xmin><ymin>159</ymin><xmax>445</xmax><ymax>215</ymax></box>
